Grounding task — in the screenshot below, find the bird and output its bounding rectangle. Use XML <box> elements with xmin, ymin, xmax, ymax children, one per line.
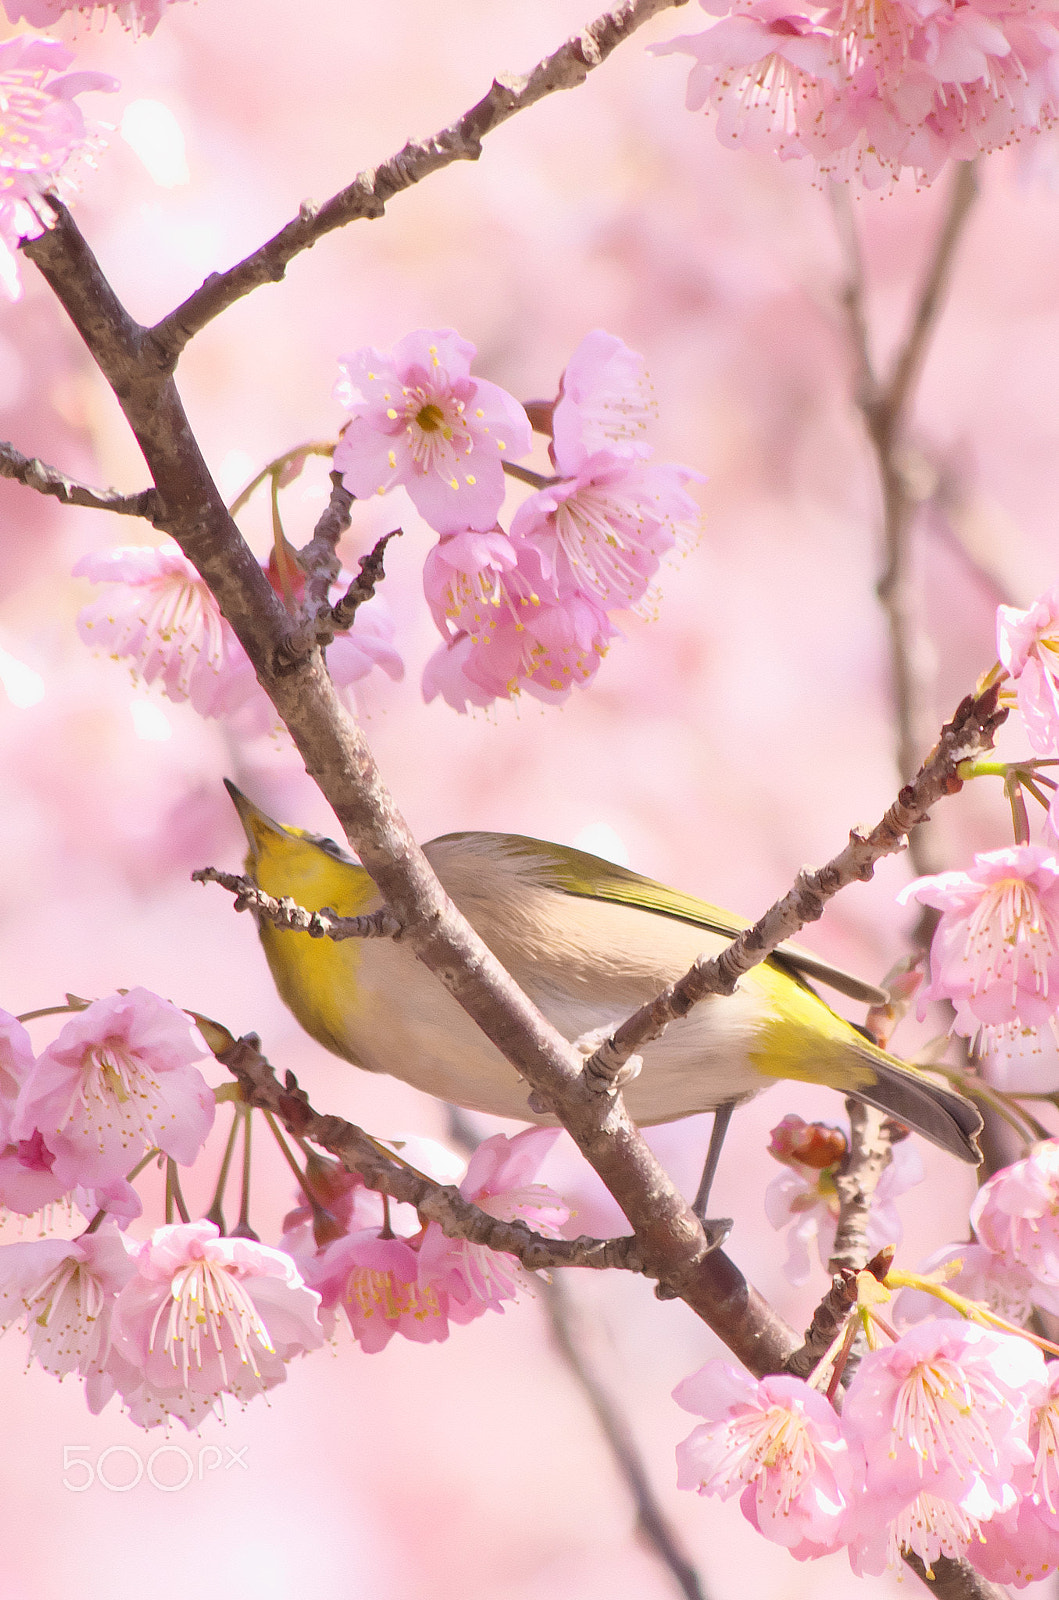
<box><xmin>224</xmin><ymin>782</ymin><xmax>982</xmax><ymax>1214</ymax></box>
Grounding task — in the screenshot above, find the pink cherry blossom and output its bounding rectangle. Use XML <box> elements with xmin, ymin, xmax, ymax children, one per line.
<box><xmin>0</xmin><ymin>37</ymin><xmax>118</xmax><ymax>299</ymax></box>
<box><xmin>894</xmin><ymin>1240</ymin><xmax>1059</xmax><ymax>1328</ymax></box>
<box><xmin>674</xmin><ymin>1361</ymin><xmax>852</xmax><ymax>1557</ymax></box>
<box><xmin>551</xmin><ymin>330</ymin><xmax>656</xmax><ymax>470</ymax></box>
<box><xmin>765</xmin><ymin>1117</ymin><xmax>922</xmax><ymax>1285</ymax></box>
<box><xmin>13</xmin><ymin>989</ymin><xmax>215</xmax><ymax>1189</ymax></box>
<box><xmin>998</xmin><ymin>582</ymin><xmax>1059</xmax><ymax>754</ymax></box>
<box><xmin>417</xmin><ymin>1129</ymin><xmax>568</xmax><ymax>1319</ymax></box>
<box><xmin>841</xmin><ymin>1320</ymin><xmax>1041</xmax><ymax>1520</ymax></box>
<box><xmin>74</xmin><ymin>545</ymin><xmax>259</xmax><ymax>719</ymax></box>
<box><xmin>651</xmin><ymin>5</ymin><xmax>839</xmax><ymax>165</ymax></box>
<box><xmin>423</xmin><ymin>542</ymin><xmax>617</xmax><ymax>709</ymax></box>
<box><xmin>972</xmin><ymin>1363</ymin><xmax>1059</xmax><ymax>1587</ymax></box>
<box><xmin>334</xmin><ymin>329</ymin><xmax>532</xmax><ymax>535</ymax></box>
<box><xmin>107</xmin><ymin>1221</ymin><xmax>324</xmax><ymax>1429</ymax></box>
<box><xmin>304</xmin><ymin>1230</ymin><xmax>450</xmax><ymax>1353</ymax></box>
<box><xmin>898</xmin><ymin>845</ymin><xmax>1059</xmax><ymax>1046</ymax></box>
<box><xmin>509</xmin><ymin>452</ymin><xmax>701</xmax><ymax>614</ymax></box>
<box><xmin>2</xmin><ymin>0</ymin><xmax>184</xmax><ymax>30</ymax></box>
<box><xmin>0</xmin><ymin>1227</ymin><xmax>137</xmax><ymax>1394</ymax></box>
<box><xmin>422</xmin><ymin>527</ymin><xmax>519</xmax><ymax>640</ymax></box>
<box><xmin>846</xmin><ymin>1488</ymin><xmax>992</xmax><ymax>1579</ymax></box>
<box><xmin>969</xmin><ymin>1139</ymin><xmax>1059</xmax><ymax>1290</ymax></box>
<box><xmin>652</xmin><ymin>0</ymin><xmax>1059</xmax><ymax>185</ymax></box>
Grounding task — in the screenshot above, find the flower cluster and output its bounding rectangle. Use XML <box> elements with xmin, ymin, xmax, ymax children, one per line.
<box><xmin>0</xmin><ymin>995</ymin><xmax>570</xmax><ymax>1428</ymax></box>
<box><xmin>334</xmin><ymin>327</ymin><xmax>702</xmax><ymax>710</ymax></box>
<box><xmin>676</xmin><ymin>1318</ymin><xmax>1058</xmax><ymax>1583</ymax></box>
<box><xmin>75</xmin><ymin>330</ymin><xmax>701</xmax><ymax>718</ymax></box>
<box><xmin>764</xmin><ymin>1113</ymin><xmax>922</xmax><ymax>1283</ymax></box>
<box><xmin>0</xmin><ymin>35</ymin><xmax>117</xmax><ymax>300</ymax></box>
<box><xmin>0</xmin><ymin>1220</ymin><xmax>325</xmax><ymax>1428</ymax></box>
<box><xmin>285</xmin><ymin>1129</ymin><xmax>568</xmax><ymax>1354</ymax></box>
<box><xmin>653</xmin><ymin>0</ymin><xmax>1059</xmax><ymax>187</ymax></box>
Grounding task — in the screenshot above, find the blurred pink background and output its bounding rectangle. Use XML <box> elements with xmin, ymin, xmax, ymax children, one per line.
<box><xmin>0</xmin><ymin>1</ymin><xmax>1057</xmax><ymax>1595</ymax></box>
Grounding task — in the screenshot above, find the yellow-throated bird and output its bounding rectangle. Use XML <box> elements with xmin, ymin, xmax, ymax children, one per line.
<box><xmin>226</xmin><ymin>783</ymin><xmax>982</xmax><ymax>1207</ymax></box>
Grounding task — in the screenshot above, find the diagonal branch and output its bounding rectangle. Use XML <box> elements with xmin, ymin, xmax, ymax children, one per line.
<box><xmin>0</xmin><ymin>438</ymin><xmax>160</xmax><ymax>519</ymax></box>
<box><xmin>220</xmin><ymin>1033</ymin><xmax>644</xmax><ymax>1274</ymax></box>
<box><xmin>583</xmin><ymin>683</ymin><xmax>1006</xmax><ymax>1079</ymax></box>
<box><xmin>145</xmin><ymin>0</ymin><xmax>689</xmax><ymax>363</ymax></box>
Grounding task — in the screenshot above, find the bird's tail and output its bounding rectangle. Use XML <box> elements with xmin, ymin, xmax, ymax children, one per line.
<box><xmin>845</xmin><ymin>1038</ymin><xmax>982</xmax><ymax>1165</ymax></box>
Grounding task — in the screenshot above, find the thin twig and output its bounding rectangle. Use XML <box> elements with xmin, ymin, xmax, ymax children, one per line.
<box><xmin>828</xmin><ymin>1101</ymin><xmax>895</xmax><ymax>1275</ymax></box>
<box><xmin>300</xmin><ymin>471</ymin><xmax>352</xmax><ymax>609</ymax></box>
<box><xmin>0</xmin><ymin>438</ymin><xmax>160</xmax><ymax>519</ymax></box>
<box><xmin>582</xmin><ymin>683</ymin><xmax>1006</xmax><ymax>1081</ymax></box>
<box><xmin>145</xmin><ymin>0</ymin><xmax>690</xmax><ymax>363</ymax></box>
<box><xmin>544</xmin><ymin>1276</ymin><xmax>710</xmax><ymax>1600</ymax></box>
<box><xmin>192</xmin><ymin>866</ymin><xmax>403</xmax><ymax>941</ymax></box>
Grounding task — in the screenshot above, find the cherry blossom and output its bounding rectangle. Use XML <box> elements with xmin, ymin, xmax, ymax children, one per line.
<box><xmin>841</xmin><ymin>1320</ymin><xmax>1041</xmax><ymax>1520</ymax></box>
<box><xmin>334</xmin><ymin>329</ymin><xmax>531</xmax><ymax>535</ymax></box>
<box><xmin>75</xmin><ymin>544</ymin><xmax>402</xmax><ymax>726</ymax></box>
<box><xmin>898</xmin><ymin>845</ymin><xmax>1059</xmax><ymax>1046</ymax></box>
<box><xmin>304</xmin><ymin>1230</ymin><xmax>451</xmax><ymax>1353</ymax></box>
<box><xmin>998</xmin><ymin>582</ymin><xmax>1059</xmax><ymax>754</ymax></box>
<box><xmin>2</xmin><ymin>0</ymin><xmax>185</xmax><ymax>30</ymax></box>
<box><xmin>13</xmin><ymin>989</ymin><xmax>214</xmax><ymax>1189</ymax></box>
<box><xmin>510</xmin><ymin>453</ymin><xmax>701</xmax><ymax>615</ymax></box>
<box><xmin>74</xmin><ymin>545</ymin><xmax>258</xmax><ymax>719</ymax></box>
<box><xmin>551</xmin><ymin>329</ymin><xmax>656</xmax><ymax>469</ymax></box>
<box><xmin>674</xmin><ymin>1361</ymin><xmax>852</xmax><ymax>1557</ymax></box>
<box><xmin>423</xmin><ymin>541</ymin><xmax>617</xmax><ymax>709</ymax></box>
<box><xmin>0</xmin><ymin>36</ymin><xmax>118</xmax><ymax>299</ymax></box>
<box><xmin>107</xmin><ymin>1221</ymin><xmax>324</xmax><ymax>1428</ymax></box>
<box><xmin>972</xmin><ymin>1363</ymin><xmax>1059</xmax><ymax>1587</ymax></box>
<box><xmin>652</xmin><ymin>0</ymin><xmax>1059</xmax><ymax>185</ymax></box>
<box><xmin>418</xmin><ymin>1128</ymin><xmax>568</xmax><ymax>1319</ymax></box>
<box><xmin>969</xmin><ymin>1139</ymin><xmax>1059</xmax><ymax>1291</ymax></box>
<box><xmin>0</xmin><ymin>1227</ymin><xmax>137</xmax><ymax>1397</ymax></box>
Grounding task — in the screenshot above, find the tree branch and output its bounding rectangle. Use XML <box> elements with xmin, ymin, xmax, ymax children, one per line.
<box><xmin>219</xmin><ymin>1033</ymin><xmax>644</xmax><ymax>1274</ymax></box>
<box><xmin>0</xmin><ymin>437</ymin><xmax>159</xmax><ymax>519</ymax></box>
<box><xmin>145</xmin><ymin>0</ymin><xmax>689</xmax><ymax>363</ymax></box>
<box><xmin>582</xmin><ymin>683</ymin><xmax>1006</xmax><ymax>1081</ymax></box>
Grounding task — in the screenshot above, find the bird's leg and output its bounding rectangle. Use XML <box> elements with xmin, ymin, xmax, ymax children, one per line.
<box><xmin>692</xmin><ymin>1100</ymin><xmax>736</xmax><ymax>1223</ymax></box>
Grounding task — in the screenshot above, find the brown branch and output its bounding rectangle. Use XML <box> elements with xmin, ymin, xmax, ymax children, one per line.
<box><xmin>544</xmin><ymin>1276</ymin><xmax>710</xmax><ymax>1600</ymax></box>
<box><xmin>219</xmin><ymin>1033</ymin><xmax>644</xmax><ymax>1274</ymax></box>
<box><xmin>583</xmin><ymin>683</ymin><xmax>1007</xmax><ymax>1081</ymax></box>
<box><xmin>0</xmin><ymin>438</ymin><xmax>160</xmax><ymax>520</ymax></box>
<box><xmin>300</xmin><ymin>471</ymin><xmax>351</xmax><ymax>610</ymax></box>
<box><xmin>827</xmin><ymin>1101</ymin><xmax>895</xmax><ymax>1275</ymax></box>
<box><xmin>192</xmin><ymin>866</ymin><xmax>403</xmax><ymax>940</ymax></box>
<box><xmin>833</xmin><ymin>162</ymin><xmax>980</xmax><ymax>880</ymax></box>
<box><xmin>145</xmin><ymin>0</ymin><xmax>690</xmax><ymax>363</ymax></box>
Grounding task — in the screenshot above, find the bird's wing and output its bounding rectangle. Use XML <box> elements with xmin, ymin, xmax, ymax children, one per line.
<box><xmin>432</xmin><ymin>832</ymin><xmax>888</xmax><ymax>1007</ymax></box>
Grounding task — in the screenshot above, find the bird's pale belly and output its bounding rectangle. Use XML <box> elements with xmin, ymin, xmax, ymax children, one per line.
<box><xmin>322</xmin><ymin>933</ymin><xmax>771</xmax><ymax>1126</ymax></box>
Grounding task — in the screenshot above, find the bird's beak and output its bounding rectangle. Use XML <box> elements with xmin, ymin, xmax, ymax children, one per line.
<box><xmin>223</xmin><ymin>779</ymin><xmax>285</xmax><ymax>859</ymax></box>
